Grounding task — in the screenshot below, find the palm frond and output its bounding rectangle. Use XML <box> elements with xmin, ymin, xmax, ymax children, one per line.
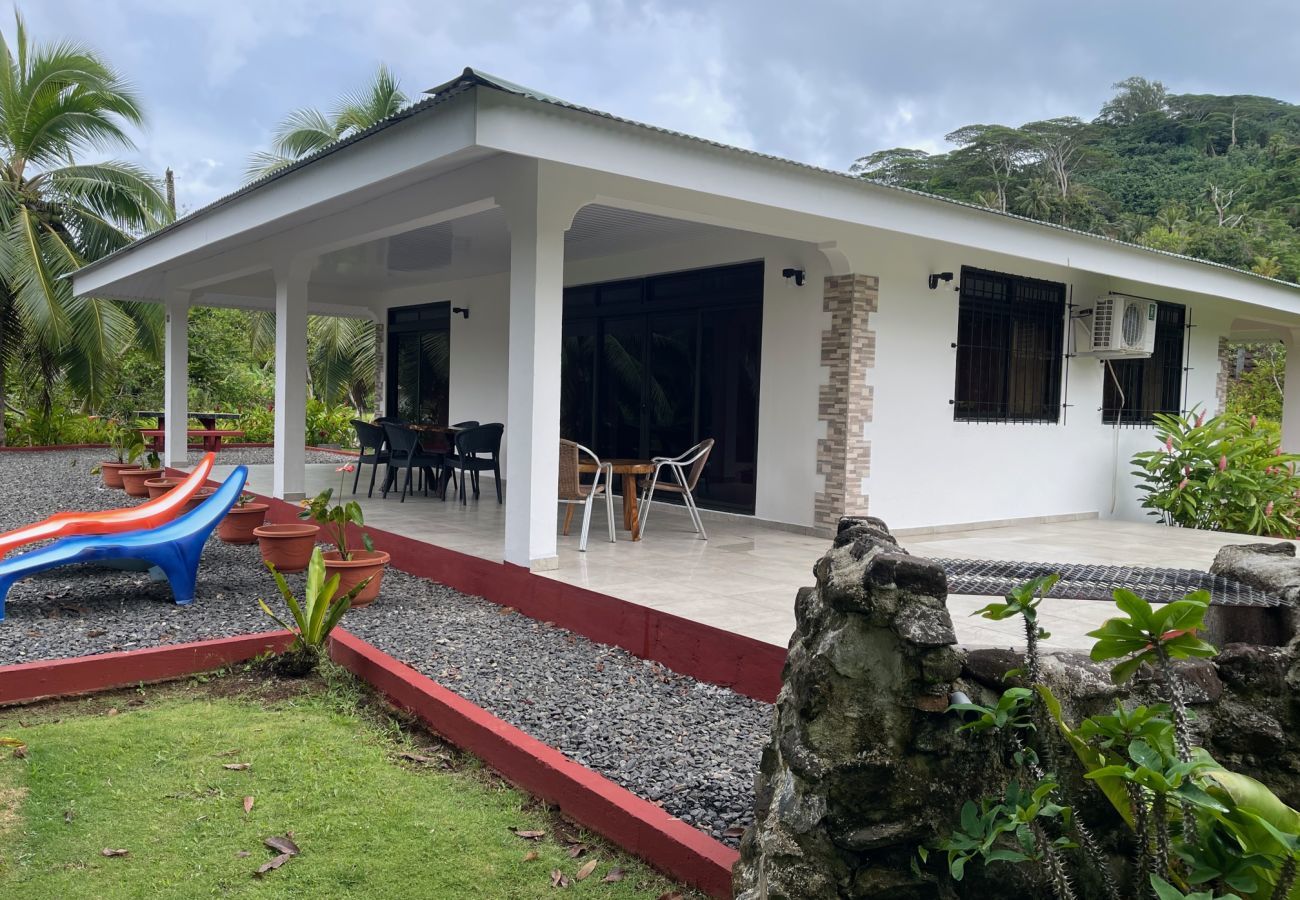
<box><xmin>333</xmin><ymin>64</ymin><xmax>406</xmax><ymax>135</ymax></box>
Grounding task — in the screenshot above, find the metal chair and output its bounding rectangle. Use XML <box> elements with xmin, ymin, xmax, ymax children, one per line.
<box><xmin>351</xmin><ymin>420</ymin><xmax>389</xmax><ymax>498</ymax></box>
<box><xmin>559</xmin><ymin>439</ymin><xmax>614</xmax><ymax>552</ymax></box>
<box><xmin>380</xmin><ymin>423</ymin><xmax>444</xmax><ymax>502</ymax></box>
<box><xmin>638</xmin><ymin>438</ymin><xmax>715</xmax><ymax>539</ymax></box>
<box><xmin>442</xmin><ymin>423</ymin><xmax>504</xmax><ymax>504</ymax></box>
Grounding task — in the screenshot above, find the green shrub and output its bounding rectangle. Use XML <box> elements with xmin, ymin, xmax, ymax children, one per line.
<box><xmin>5</xmin><ymin>403</ymin><xmax>116</xmax><ymax>447</ymax></box>
<box><xmin>237</xmin><ymin>404</ymin><xmax>274</xmax><ymax>443</ymax></box>
<box><xmin>306</xmin><ymin>398</ymin><xmax>357</xmax><ymax>447</ymax></box>
<box><xmin>1131</xmin><ymin>409</ymin><xmax>1300</xmax><ymax>537</ymax></box>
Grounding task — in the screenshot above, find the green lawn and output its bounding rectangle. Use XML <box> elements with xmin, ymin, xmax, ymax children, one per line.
<box><xmin>0</xmin><ymin>673</ymin><xmax>692</xmax><ymax>899</ymax></box>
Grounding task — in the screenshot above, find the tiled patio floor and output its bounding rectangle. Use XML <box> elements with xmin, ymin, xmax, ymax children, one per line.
<box><xmin>218</xmin><ymin>462</ymin><xmax>1282</xmax><ymax>652</ymax></box>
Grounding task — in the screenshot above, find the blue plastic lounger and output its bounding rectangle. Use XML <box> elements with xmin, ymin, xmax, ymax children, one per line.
<box><xmin>0</xmin><ymin>466</ymin><xmax>249</xmax><ymax>620</ymax></box>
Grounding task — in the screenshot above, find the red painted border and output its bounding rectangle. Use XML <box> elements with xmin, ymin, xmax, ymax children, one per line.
<box><xmin>0</xmin><ymin>630</ymin><xmax>292</xmax><ymax>705</ymax></box>
<box><xmin>243</xmin><ymin>492</ymin><xmax>785</xmax><ymax>702</ymax></box>
<box><xmin>329</xmin><ymin>629</ymin><xmax>738</xmax><ymax>898</ymax></box>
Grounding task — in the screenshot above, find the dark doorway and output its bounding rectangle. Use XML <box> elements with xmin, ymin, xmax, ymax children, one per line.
<box><xmin>560</xmin><ymin>262</ymin><xmax>763</xmax><ymax>513</ymax></box>
<box><xmin>386</xmin><ymin>302</ymin><xmax>450</xmax><ymax>423</ymax></box>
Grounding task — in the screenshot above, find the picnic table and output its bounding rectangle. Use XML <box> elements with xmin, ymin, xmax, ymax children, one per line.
<box><xmin>136</xmin><ymin>411</ymin><xmax>240</xmax><ymax>431</ymax></box>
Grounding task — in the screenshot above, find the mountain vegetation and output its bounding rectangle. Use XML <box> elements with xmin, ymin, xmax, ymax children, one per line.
<box><xmin>852</xmin><ymin>77</ymin><xmax>1300</xmax><ymax>283</ymax></box>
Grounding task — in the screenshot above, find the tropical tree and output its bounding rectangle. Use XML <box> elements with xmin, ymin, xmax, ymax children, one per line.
<box><xmin>245</xmin><ymin>65</ymin><xmax>407</xmax><ymax>181</ymax></box>
<box><xmin>0</xmin><ymin>12</ymin><xmax>171</xmax><ymax>444</ymax></box>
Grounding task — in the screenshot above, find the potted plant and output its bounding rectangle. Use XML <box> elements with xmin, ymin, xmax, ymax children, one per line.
<box><xmin>120</xmin><ymin>448</ymin><xmax>164</xmax><ymax>497</ymax></box>
<box><xmin>298</xmin><ymin>464</ymin><xmax>390</xmax><ymax>606</ymax></box>
<box><xmin>258</xmin><ymin>547</ymin><xmax>369</xmax><ymax>676</ymax></box>
<box><xmin>94</xmin><ymin>423</ymin><xmax>145</xmax><ymax>489</ymax></box>
<box><xmin>217</xmin><ymin>493</ymin><xmax>269</xmax><ymax>544</ymax></box>
<box><xmin>183</xmin><ymin>486</ymin><xmax>217</xmax><ymax>513</ymax></box>
<box><xmin>254</xmin><ymin>515</ymin><xmax>321</xmax><ymax>574</ymax></box>
<box><xmin>143</xmin><ymin>476</ymin><xmax>180</xmax><ymax>499</ymax></box>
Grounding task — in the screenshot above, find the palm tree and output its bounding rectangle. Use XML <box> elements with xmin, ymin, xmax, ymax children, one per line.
<box><xmin>0</xmin><ymin>12</ymin><xmax>171</xmax><ymax>443</ymax></box>
<box><xmin>245</xmin><ymin>65</ymin><xmax>407</xmax><ymax>181</ymax></box>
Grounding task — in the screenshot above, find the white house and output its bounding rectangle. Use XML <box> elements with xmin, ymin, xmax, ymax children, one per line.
<box><xmin>72</xmin><ymin>68</ymin><xmax>1300</xmax><ymax>574</ymax></box>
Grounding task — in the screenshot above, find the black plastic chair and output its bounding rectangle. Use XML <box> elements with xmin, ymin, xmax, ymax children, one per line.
<box><xmin>351</xmin><ymin>420</ymin><xmax>390</xmax><ymax>498</ymax></box>
<box><xmin>442</xmin><ymin>423</ymin><xmax>504</xmax><ymax>505</ymax></box>
<box><xmin>452</xmin><ymin>420</ymin><xmax>480</xmax><ymax>429</ymax></box>
<box><xmin>380</xmin><ymin>423</ymin><xmax>445</xmax><ymax>503</ymax></box>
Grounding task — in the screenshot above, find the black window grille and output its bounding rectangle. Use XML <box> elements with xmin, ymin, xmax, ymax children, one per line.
<box><xmin>953</xmin><ymin>267</ymin><xmax>1066</xmax><ymax>423</ymax></box>
<box><xmin>1101</xmin><ymin>302</ymin><xmax>1186</xmax><ymax>424</ymax></box>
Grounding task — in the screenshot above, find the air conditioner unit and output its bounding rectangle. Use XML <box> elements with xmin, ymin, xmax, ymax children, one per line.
<box><xmin>1087</xmin><ymin>295</ymin><xmax>1159</xmax><ymax>358</ymax></box>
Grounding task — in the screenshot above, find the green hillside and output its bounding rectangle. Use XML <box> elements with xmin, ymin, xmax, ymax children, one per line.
<box><xmin>852</xmin><ymin>77</ymin><xmax>1300</xmax><ymax>282</ymax></box>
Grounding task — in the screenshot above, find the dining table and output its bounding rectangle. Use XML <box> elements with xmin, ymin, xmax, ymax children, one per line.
<box><xmin>579</xmin><ymin>458</ymin><xmax>656</xmax><ymax>541</ymax></box>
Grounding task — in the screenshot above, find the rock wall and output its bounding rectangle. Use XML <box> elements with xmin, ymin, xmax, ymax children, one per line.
<box><xmin>734</xmin><ymin>517</ymin><xmax>1300</xmax><ymax>900</ymax></box>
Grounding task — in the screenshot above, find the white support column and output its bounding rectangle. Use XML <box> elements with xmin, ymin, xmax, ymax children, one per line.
<box><xmin>162</xmin><ymin>291</ymin><xmax>190</xmax><ymax>469</ymax></box>
<box><xmin>273</xmin><ymin>259</ymin><xmax>311</xmax><ymax>500</ymax></box>
<box><xmin>1282</xmin><ymin>330</ymin><xmax>1300</xmax><ymax>453</ymax></box>
<box><xmin>502</xmin><ymin>170</ymin><xmax>572</xmax><ymax>570</ymax></box>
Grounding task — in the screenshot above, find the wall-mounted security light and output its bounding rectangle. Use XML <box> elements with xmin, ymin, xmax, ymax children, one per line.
<box><xmin>452</xmin><ymin>306</ymin><xmax>470</xmax><ymax>319</ymax></box>
<box><xmin>781</xmin><ymin>267</ymin><xmax>806</xmax><ymax>287</ymax></box>
<box><xmin>928</xmin><ymin>271</ymin><xmax>954</xmax><ymax>290</ymax></box>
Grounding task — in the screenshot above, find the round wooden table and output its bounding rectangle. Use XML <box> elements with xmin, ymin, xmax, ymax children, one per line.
<box><xmin>579</xmin><ymin>458</ymin><xmax>655</xmax><ymax>541</ymax></box>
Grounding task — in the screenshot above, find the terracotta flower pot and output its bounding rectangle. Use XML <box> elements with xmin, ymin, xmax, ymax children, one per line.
<box><xmin>100</xmin><ymin>461</ymin><xmax>135</xmax><ymax>489</ymax></box>
<box><xmin>254</xmin><ymin>523</ymin><xmax>320</xmax><ymax>574</ymax></box>
<box><xmin>322</xmin><ymin>549</ymin><xmax>390</xmax><ymax>607</ymax></box>
<box><xmin>217</xmin><ymin>503</ymin><xmax>269</xmax><ymax>544</ymax></box>
<box><xmin>183</xmin><ymin>486</ymin><xmax>217</xmax><ymax>514</ymax></box>
<box><xmin>144</xmin><ymin>477</ymin><xmax>181</xmax><ymax>499</ymax></box>
<box><xmin>120</xmin><ymin>468</ymin><xmax>163</xmax><ymax>497</ymax></box>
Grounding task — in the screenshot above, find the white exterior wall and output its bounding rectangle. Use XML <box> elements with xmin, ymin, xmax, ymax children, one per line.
<box><xmin>856</xmin><ymin>230</ymin><xmax>1232</xmax><ymax>531</ymax></box>
<box><xmin>368</xmin><ymin>223</ymin><xmax>1242</xmax><ymax>535</ymax></box>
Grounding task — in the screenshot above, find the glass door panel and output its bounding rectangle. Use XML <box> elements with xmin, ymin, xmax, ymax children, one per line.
<box><xmin>560</xmin><ymin>322</ymin><xmax>597</xmax><ymax>447</ymax></box>
<box><xmin>698</xmin><ymin>305</ymin><xmax>761</xmax><ymax>510</ymax></box>
<box><xmin>598</xmin><ymin>316</ymin><xmax>645</xmax><ymax>460</ymax></box>
<box><xmin>646</xmin><ymin>312</ymin><xmax>698</xmax><ymax>461</ymax></box>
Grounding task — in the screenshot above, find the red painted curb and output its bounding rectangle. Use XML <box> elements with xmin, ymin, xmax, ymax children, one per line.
<box><xmin>329</xmin><ymin>629</ymin><xmax>738</xmax><ymax>898</ymax></box>
<box><xmin>0</xmin><ymin>631</ymin><xmax>293</xmax><ymax>705</ymax></box>
<box><xmin>225</xmin><ymin>489</ymin><xmax>787</xmax><ymax>703</ymax></box>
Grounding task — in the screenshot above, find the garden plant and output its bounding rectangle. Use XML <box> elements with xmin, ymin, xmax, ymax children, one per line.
<box><xmin>258</xmin><ymin>547</ymin><xmax>368</xmax><ymax>675</ymax></box>
<box><xmin>1131</xmin><ymin>408</ymin><xmax>1300</xmax><ymax>537</ymax></box>
<box><xmin>931</xmin><ymin>576</ymin><xmax>1300</xmax><ymax>900</ymax></box>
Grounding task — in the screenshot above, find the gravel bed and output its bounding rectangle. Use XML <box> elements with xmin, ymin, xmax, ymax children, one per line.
<box><xmin>0</xmin><ymin>450</ymin><xmax>772</xmax><ymax>844</ymax></box>
<box><xmin>185</xmin><ymin>447</ymin><xmax>354</xmax><ymax>466</ymax></box>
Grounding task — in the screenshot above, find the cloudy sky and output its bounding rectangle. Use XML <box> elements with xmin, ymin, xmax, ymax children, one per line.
<box><xmin>24</xmin><ymin>0</ymin><xmax>1300</xmax><ymax>212</ymax></box>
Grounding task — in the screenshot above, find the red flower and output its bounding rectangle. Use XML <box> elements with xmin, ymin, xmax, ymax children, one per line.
<box><xmin>1164</xmin><ymin>437</ymin><xmax>1173</xmax><ymax>452</ymax></box>
<box><xmin>1196</xmin><ymin>411</ymin><xmax>1206</xmax><ymax>427</ymax></box>
<box><xmin>1178</xmin><ymin>478</ymin><xmax>1189</xmax><ymax>490</ymax></box>
<box><xmin>1218</xmin><ymin>455</ymin><xmax>1228</xmax><ymax>472</ymax></box>
<box><xmin>1250</xmin><ymin>415</ymin><xmax>1258</xmax><ymax>429</ymax></box>
<box><xmin>1266</xmin><ymin>501</ymin><xmax>1275</xmax><ymax>517</ymax></box>
<box><xmin>336</xmin><ymin>464</ymin><xmax>356</xmax><ymax>473</ymax></box>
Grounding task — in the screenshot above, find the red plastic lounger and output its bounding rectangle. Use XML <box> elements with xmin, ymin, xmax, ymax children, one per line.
<box><xmin>0</xmin><ymin>466</ymin><xmax>248</xmax><ymax>618</ymax></box>
<box><xmin>0</xmin><ymin>453</ymin><xmax>216</xmax><ymax>560</ymax></box>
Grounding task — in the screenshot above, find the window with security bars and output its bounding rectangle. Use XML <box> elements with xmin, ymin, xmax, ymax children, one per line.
<box><xmin>1101</xmin><ymin>302</ymin><xmax>1186</xmax><ymax>424</ymax></box>
<box><xmin>953</xmin><ymin>267</ymin><xmax>1066</xmax><ymax>422</ymax></box>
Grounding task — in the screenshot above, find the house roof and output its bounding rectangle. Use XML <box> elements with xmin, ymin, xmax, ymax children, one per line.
<box><xmin>73</xmin><ymin>67</ymin><xmax>1300</xmax><ymax>295</ymax></box>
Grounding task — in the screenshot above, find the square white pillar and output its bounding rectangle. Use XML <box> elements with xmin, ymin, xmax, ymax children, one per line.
<box><xmin>503</xmin><ymin>186</ymin><xmax>568</xmax><ymax>569</ymax></box>
<box><xmin>162</xmin><ymin>291</ymin><xmax>190</xmax><ymax>469</ymax></box>
<box><xmin>273</xmin><ymin>261</ymin><xmax>310</xmax><ymax>500</ymax></box>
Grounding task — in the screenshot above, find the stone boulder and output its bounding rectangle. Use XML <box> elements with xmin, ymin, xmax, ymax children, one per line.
<box><xmin>733</xmin><ymin>516</ymin><xmax>977</xmax><ymax>899</ymax></box>
<box><xmin>1207</xmin><ymin>542</ymin><xmax>1300</xmax><ymax>645</ymax></box>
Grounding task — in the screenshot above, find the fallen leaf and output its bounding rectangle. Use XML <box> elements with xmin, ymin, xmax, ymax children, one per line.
<box><xmin>263</xmin><ymin>835</ymin><xmax>300</xmax><ymax>856</ymax></box>
<box><xmin>63</xmin><ymin>809</ymin><xmax>75</xmax><ymax>824</ymax></box>
<box><xmin>550</xmin><ymin>869</ymin><xmax>571</xmax><ymax>888</ymax></box>
<box><xmin>86</xmin><ymin>629</ymin><xmax>106</xmax><ymax>638</ymax></box>
<box><xmin>0</xmin><ymin>738</ymin><xmax>24</xmax><ymax>747</ymax></box>
<box><xmin>511</xmin><ymin>828</ymin><xmax>546</xmax><ymax>840</ymax></box>
<box><xmin>100</xmin><ymin>848</ymin><xmax>129</xmax><ymax>857</ymax></box>
<box><xmin>566</xmin><ymin>844</ymin><xmax>588</xmax><ymax>859</ymax></box>
<box><xmin>254</xmin><ymin>852</ymin><xmax>292</xmax><ymax>876</ymax></box>
<box><xmin>398</xmin><ymin>751</ymin><xmax>439</xmax><ymax>765</ymax></box>
<box><xmin>575</xmin><ymin>859</ymin><xmax>598</xmax><ymax>881</ymax></box>
<box><xmin>11</xmin><ymin>745</ymin><xmax>27</xmax><ymax>759</ymax></box>
<box><xmin>105</xmin><ymin>708</ymin><xmax>119</xmax><ymax>717</ymax></box>
<box><xmin>223</xmin><ymin>763</ymin><xmax>251</xmax><ymax>771</ymax></box>
<box><xmin>724</xmin><ymin>825</ymin><xmax>746</xmax><ymax>838</ymax></box>
<box><xmin>522</xmin><ymin>850</ymin><xmax>539</xmax><ymax>862</ymax></box>
<box><xmin>656</xmin><ymin>893</ymin><xmax>684</xmax><ymax>900</ymax></box>
<box><xmin>235</xmin><ymin>850</ymin><xmax>251</xmax><ymax>858</ymax></box>
<box><xmin>602</xmin><ymin>867</ymin><xmax>625</xmax><ymax>883</ymax></box>
<box><xmin>243</xmin><ymin>796</ymin><xmax>254</xmax><ymax>814</ymax></box>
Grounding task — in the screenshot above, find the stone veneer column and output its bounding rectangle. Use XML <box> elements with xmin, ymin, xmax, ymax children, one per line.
<box><xmin>373</xmin><ymin>322</ymin><xmax>386</xmax><ymax>414</ymax></box>
<box><xmin>815</xmin><ymin>274</ymin><xmax>878</xmax><ymax>535</ymax></box>
<box><xmin>1215</xmin><ymin>336</ymin><xmax>1231</xmax><ymax>414</ymax></box>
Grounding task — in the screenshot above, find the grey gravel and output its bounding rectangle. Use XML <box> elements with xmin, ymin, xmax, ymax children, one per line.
<box><xmin>184</xmin><ymin>447</ymin><xmax>354</xmax><ymax>466</ymax></box>
<box><xmin>0</xmin><ymin>449</ymin><xmax>771</xmax><ymax>844</ymax></box>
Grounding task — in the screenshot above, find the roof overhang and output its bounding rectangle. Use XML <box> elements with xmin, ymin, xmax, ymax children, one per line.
<box><xmin>73</xmin><ymin>68</ymin><xmax>1300</xmax><ymax>319</ymax></box>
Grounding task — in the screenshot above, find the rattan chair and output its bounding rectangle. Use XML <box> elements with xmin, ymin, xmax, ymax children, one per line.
<box><xmin>559</xmin><ymin>439</ymin><xmax>614</xmax><ymax>552</ymax></box>
<box><xmin>638</xmin><ymin>438</ymin><xmax>714</xmax><ymax>539</ymax></box>
<box><xmin>351</xmin><ymin>420</ymin><xmax>389</xmax><ymax>498</ymax></box>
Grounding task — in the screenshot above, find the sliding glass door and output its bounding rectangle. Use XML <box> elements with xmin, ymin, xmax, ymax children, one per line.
<box><xmin>560</xmin><ymin>262</ymin><xmax>763</xmax><ymax>513</ymax></box>
<box><xmin>386</xmin><ymin>302</ymin><xmax>450</xmax><ymax>423</ymax></box>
